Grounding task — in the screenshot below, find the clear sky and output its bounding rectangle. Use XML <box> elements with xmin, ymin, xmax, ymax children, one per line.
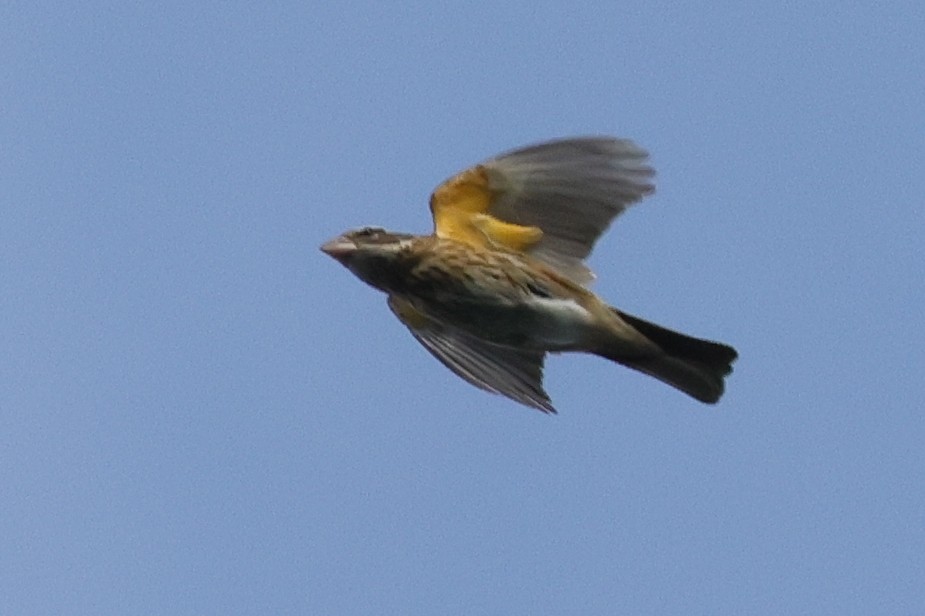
<box><xmin>3</xmin><ymin>2</ymin><xmax>923</xmax><ymax>614</ymax></box>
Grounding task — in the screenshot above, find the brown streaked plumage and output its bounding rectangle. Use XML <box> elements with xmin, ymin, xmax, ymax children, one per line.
<box><xmin>321</xmin><ymin>137</ymin><xmax>737</xmax><ymax>413</ymax></box>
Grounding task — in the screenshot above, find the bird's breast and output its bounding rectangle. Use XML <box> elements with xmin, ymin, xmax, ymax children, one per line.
<box><xmin>392</xmin><ymin>239</ymin><xmax>601</xmax><ymax>350</ymax></box>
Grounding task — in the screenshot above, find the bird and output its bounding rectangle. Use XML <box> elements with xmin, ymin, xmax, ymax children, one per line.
<box><xmin>321</xmin><ymin>137</ymin><xmax>737</xmax><ymax>413</ymax></box>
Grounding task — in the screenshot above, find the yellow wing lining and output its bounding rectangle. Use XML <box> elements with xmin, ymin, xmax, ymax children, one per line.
<box><xmin>387</xmin><ymin>295</ymin><xmax>430</xmax><ymax>329</ymax></box>
<box><xmin>430</xmin><ymin>165</ymin><xmax>543</xmax><ymax>253</ymax></box>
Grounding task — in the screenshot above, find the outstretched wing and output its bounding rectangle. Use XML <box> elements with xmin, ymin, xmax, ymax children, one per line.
<box><xmin>429</xmin><ymin>137</ymin><xmax>655</xmax><ymax>284</ymax></box>
<box><xmin>387</xmin><ymin>296</ymin><xmax>555</xmax><ymax>413</ymax></box>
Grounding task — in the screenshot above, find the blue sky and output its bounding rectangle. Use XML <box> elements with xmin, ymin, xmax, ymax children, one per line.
<box><xmin>3</xmin><ymin>2</ymin><xmax>923</xmax><ymax>614</ymax></box>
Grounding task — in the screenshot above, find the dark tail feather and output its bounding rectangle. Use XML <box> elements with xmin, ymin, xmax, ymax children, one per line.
<box><xmin>604</xmin><ymin>308</ymin><xmax>738</xmax><ymax>404</ymax></box>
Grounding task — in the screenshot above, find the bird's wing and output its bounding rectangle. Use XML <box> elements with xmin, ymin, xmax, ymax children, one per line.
<box><xmin>429</xmin><ymin>137</ymin><xmax>655</xmax><ymax>284</ymax></box>
<box><xmin>387</xmin><ymin>297</ymin><xmax>555</xmax><ymax>413</ymax></box>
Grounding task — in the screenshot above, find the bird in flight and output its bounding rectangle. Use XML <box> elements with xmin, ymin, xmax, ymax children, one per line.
<box><xmin>321</xmin><ymin>137</ymin><xmax>737</xmax><ymax>413</ymax></box>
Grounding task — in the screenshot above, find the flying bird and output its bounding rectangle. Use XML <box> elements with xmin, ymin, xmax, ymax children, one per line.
<box><xmin>321</xmin><ymin>137</ymin><xmax>737</xmax><ymax>413</ymax></box>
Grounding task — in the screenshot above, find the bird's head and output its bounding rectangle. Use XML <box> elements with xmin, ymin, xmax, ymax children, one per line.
<box><xmin>320</xmin><ymin>227</ymin><xmax>416</xmax><ymax>291</ymax></box>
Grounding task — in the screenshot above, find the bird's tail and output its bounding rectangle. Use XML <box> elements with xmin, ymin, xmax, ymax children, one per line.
<box><xmin>597</xmin><ymin>308</ymin><xmax>738</xmax><ymax>404</ymax></box>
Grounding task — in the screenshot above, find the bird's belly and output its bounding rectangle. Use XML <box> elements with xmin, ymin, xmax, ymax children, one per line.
<box><xmin>429</xmin><ymin>296</ymin><xmax>595</xmax><ymax>351</ymax></box>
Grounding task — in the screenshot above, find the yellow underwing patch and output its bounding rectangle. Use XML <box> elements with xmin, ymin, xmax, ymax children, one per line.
<box><xmin>430</xmin><ymin>165</ymin><xmax>542</xmax><ymax>252</ymax></box>
<box><xmin>387</xmin><ymin>296</ymin><xmax>431</xmax><ymax>329</ymax></box>
<box><xmin>471</xmin><ymin>214</ymin><xmax>543</xmax><ymax>252</ymax></box>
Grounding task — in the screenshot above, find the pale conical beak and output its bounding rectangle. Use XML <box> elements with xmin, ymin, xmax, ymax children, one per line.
<box><xmin>320</xmin><ymin>236</ymin><xmax>356</xmax><ymax>261</ymax></box>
